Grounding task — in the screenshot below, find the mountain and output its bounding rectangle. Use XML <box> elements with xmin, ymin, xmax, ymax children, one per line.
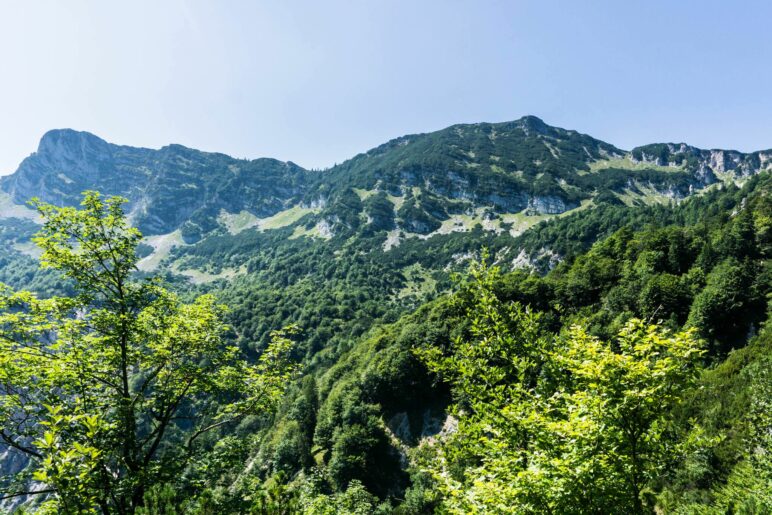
<box><xmin>321</xmin><ymin>116</ymin><xmax>624</xmax><ymax>214</ymax></box>
<box><xmin>0</xmin><ymin>117</ymin><xmax>770</xmax><ymax>512</ymax></box>
<box><xmin>2</xmin><ymin>116</ymin><xmax>770</xmax><ymax>341</ymax></box>
<box><xmin>2</xmin><ymin>115</ymin><xmax>771</xmax><ymax>304</ymax></box>
<box><xmin>5</xmin><ymin>117</ymin><xmax>770</xmax><ymax>249</ymax></box>
<box><xmin>1</xmin><ymin>129</ymin><xmax>310</xmax><ymax>239</ymax></box>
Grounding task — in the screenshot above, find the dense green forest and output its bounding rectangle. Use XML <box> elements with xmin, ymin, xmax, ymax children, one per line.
<box><xmin>1</xmin><ymin>173</ymin><xmax>768</xmax><ymax>513</ymax></box>
<box><xmin>237</xmin><ymin>173</ymin><xmax>768</xmax><ymax>514</ymax></box>
<box><xmin>0</xmin><ymin>118</ymin><xmax>770</xmax><ymax>513</ymax></box>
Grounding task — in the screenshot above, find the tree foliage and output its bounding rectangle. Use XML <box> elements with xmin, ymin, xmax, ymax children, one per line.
<box><xmin>0</xmin><ymin>192</ymin><xmax>296</xmax><ymax>513</ymax></box>
<box><xmin>417</xmin><ymin>260</ymin><xmax>705</xmax><ymax>514</ymax></box>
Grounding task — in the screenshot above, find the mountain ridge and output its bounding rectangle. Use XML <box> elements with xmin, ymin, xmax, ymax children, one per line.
<box><xmin>2</xmin><ymin>116</ymin><xmax>771</xmax><ymax>247</ymax></box>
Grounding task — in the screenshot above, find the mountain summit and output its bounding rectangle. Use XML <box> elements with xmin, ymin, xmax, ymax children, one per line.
<box><xmin>1</xmin><ymin>129</ymin><xmax>309</xmax><ymax>237</ymax></box>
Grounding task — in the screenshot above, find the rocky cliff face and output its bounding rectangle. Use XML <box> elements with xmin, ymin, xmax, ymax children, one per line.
<box><xmin>630</xmin><ymin>142</ymin><xmax>772</xmax><ymax>181</ymax></box>
<box><xmin>528</xmin><ymin>195</ymin><xmax>579</xmax><ymax>215</ymax></box>
<box><xmin>0</xmin><ymin>130</ymin><xmax>310</xmax><ymax>235</ymax></box>
<box><xmin>2</xmin><ymin>129</ymin><xmax>151</xmax><ymax>207</ymax></box>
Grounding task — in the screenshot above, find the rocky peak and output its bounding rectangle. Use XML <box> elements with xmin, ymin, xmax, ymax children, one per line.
<box><xmin>37</xmin><ymin>128</ymin><xmax>112</xmax><ymax>158</ymax></box>
<box><xmin>1</xmin><ymin>130</ymin><xmax>309</xmax><ymax>236</ymax></box>
<box><xmin>1</xmin><ymin>130</ymin><xmax>146</xmax><ymax>209</ymax></box>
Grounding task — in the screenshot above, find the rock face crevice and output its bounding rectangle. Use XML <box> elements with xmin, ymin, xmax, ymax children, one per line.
<box><xmin>528</xmin><ymin>195</ymin><xmax>579</xmax><ymax>215</ymax></box>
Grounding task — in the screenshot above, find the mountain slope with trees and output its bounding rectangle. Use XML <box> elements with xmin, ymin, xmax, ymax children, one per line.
<box><xmin>0</xmin><ymin>118</ymin><xmax>770</xmax><ymax>513</ymax></box>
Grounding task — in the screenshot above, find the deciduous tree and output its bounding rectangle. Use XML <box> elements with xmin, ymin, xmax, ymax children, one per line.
<box><xmin>0</xmin><ymin>192</ymin><xmax>296</xmax><ymax>513</ymax></box>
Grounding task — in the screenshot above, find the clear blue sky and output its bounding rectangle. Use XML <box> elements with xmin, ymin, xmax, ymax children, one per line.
<box><xmin>1</xmin><ymin>0</ymin><xmax>771</xmax><ymax>174</ymax></box>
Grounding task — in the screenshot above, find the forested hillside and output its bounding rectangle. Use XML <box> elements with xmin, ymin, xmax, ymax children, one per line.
<box><xmin>0</xmin><ymin>119</ymin><xmax>770</xmax><ymax>513</ymax></box>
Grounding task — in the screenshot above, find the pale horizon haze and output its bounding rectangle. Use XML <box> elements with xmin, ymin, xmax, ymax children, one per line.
<box><xmin>1</xmin><ymin>0</ymin><xmax>772</xmax><ymax>175</ymax></box>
